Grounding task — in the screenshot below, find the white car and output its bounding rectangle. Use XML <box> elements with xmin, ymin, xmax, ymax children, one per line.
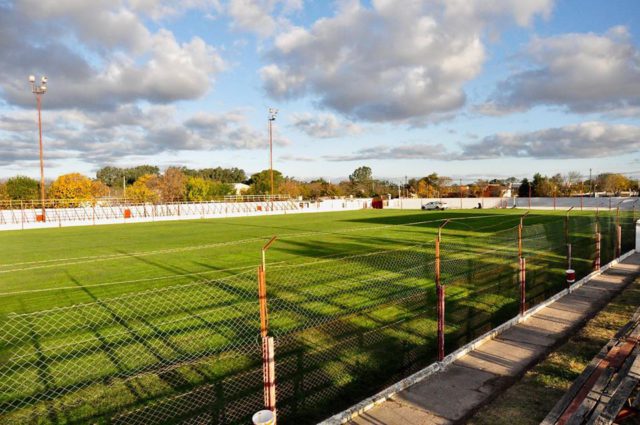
<box><xmin>421</xmin><ymin>201</ymin><xmax>448</xmax><ymax>211</ymax></box>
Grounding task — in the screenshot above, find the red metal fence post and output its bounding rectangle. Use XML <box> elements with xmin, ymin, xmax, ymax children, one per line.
<box><xmin>595</xmin><ymin>215</ymin><xmax>601</xmax><ymax>271</ymax></box>
<box><xmin>435</xmin><ymin>235</ymin><xmax>444</xmax><ymax>361</ymax></box>
<box><xmin>435</xmin><ymin>220</ymin><xmax>450</xmax><ymax>362</ymax></box>
<box><xmin>518</xmin><ymin>212</ymin><xmax>528</xmax><ymax>315</ymax></box>
<box><xmin>520</xmin><ymin>257</ymin><xmax>526</xmax><ymax>315</ymax></box>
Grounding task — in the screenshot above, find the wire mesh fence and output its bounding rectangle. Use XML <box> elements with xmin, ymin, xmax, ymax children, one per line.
<box><xmin>0</xmin><ymin>271</ymin><xmax>264</xmax><ymax>425</ymax></box>
<box><xmin>0</xmin><ymin>211</ymin><xmax>635</xmax><ymax>424</ymax></box>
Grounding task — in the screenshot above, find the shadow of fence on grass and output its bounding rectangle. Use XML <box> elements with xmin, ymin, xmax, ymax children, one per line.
<box><xmin>0</xmin><ymin>212</ymin><xmax>633</xmax><ymax>425</ymax></box>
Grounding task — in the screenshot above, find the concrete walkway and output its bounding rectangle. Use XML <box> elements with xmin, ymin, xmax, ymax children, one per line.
<box><xmin>347</xmin><ymin>254</ymin><xmax>640</xmax><ymax>425</ymax></box>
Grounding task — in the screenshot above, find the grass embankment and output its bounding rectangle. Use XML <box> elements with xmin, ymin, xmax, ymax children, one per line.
<box><xmin>468</xmin><ymin>277</ymin><xmax>640</xmax><ymax>425</ymax></box>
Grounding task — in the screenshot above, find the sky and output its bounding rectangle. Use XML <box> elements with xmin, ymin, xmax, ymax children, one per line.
<box><xmin>0</xmin><ymin>0</ymin><xmax>639</xmax><ymax>183</ymax></box>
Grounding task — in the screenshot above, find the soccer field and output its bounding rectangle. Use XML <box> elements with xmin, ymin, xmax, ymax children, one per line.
<box><xmin>0</xmin><ymin>208</ymin><xmax>634</xmax><ymax>424</ymax></box>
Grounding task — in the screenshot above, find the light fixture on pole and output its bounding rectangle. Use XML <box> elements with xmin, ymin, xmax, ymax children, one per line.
<box><xmin>29</xmin><ymin>74</ymin><xmax>48</xmax><ymax>222</ymax></box>
<box><xmin>268</xmin><ymin>108</ymin><xmax>278</xmax><ymax>197</ymax></box>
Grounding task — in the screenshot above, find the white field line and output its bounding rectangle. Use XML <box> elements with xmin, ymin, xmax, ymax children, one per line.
<box><xmin>0</xmin><ymin>264</ymin><xmax>260</xmax><ymax>297</ymax></box>
<box><xmin>0</xmin><ymin>214</ymin><xmax>513</xmax><ymax>273</ymax></box>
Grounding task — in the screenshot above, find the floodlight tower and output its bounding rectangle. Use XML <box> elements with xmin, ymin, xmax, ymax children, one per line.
<box><xmin>29</xmin><ymin>75</ymin><xmax>48</xmax><ymax>222</ymax></box>
<box><xmin>268</xmin><ymin>108</ymin><xmax>278</xmax><ymax>197</ymax></box>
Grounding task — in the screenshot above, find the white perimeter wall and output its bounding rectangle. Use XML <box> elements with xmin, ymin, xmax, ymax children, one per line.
<box><xmin>0</xmin><ymin>199</ymin><xmax>371</xmax><ymax>231</ymax></box>
<box><xmin>387</xmin><ymin>197</ymin><xmax>640</xmax><ymax>211</ymax></box>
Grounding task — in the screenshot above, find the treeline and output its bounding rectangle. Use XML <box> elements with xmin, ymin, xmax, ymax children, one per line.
<box><xmin>518</xmin><ymin>172</ymin><xmax>636</xmax><ymax>197</ymax></box>
<box><xmin>0</xmin><ymin>165</ymin><xmax>635</xmax><ymax>202</ymax></box>
<box><xmin>0</xmin><ymin>165</ymin><xmax>402</xmax><ymax>202</ymax></box>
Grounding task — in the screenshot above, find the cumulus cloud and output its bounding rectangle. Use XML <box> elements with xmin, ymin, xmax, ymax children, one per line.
<box><xmin>261</xmin><ymin>0</ymin><xmax>553</xmax><ymax>123</ymax></box>
<box><xmin>290</xmin><ymin>113</ymin><xmax>362</xmax><ymax>138</ymax></box>
<box><xmin>0</xmin><ymin>1</ymin><xmax>225</xmax><ymax>111</ymax></box>
<box><xmin>481</xmin><ymin>26</ymin><xmax>640</xmax><ymax>115</ymax></box>
<box><xmin>227</xmin><ymin>0</ymin><xmax>302</xmax><ymax>37</ymax></box>
<box><xmin>0</xmin><ymin>107</ymin><xmax>274</xmax><ymax>166</ymax></box>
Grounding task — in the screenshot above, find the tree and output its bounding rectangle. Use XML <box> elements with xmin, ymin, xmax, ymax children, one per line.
<box><xmin>209</xmin><ymin>181</ymin><xmax>234</xmax><ymax>197</ymax></box>
<box><xmin>565</xmin><ymin>171</ymin><xmax>582</xmax><ymax>195</ymax></box>
<box><xmin>470</xmin><ymin>179</ymin><xmax>489</xmax><ymax>197</ymax></box>
<box><xmin>92</xmin><ymin>180</ymin><xmax>110</xmax><ymax>198</ymax></box>
<box><xmin>184</xmin><ymin>177</ymin><xmax>233</xmax><ymax>201</ymax></box>
<box><xmin>48</xmin><ymin>173</ymin><xmax>96</xmax><ymax>201</ymax></box>
<box><xmin>436</xmin><ymin>176</ymin><xmax>452</xmax><ymax>197</ymax></box>
<box><xmin>127</xmin><ymin>174</ymin><xmax>160</xmax><ymax>202</ymax></box>
<box><xmin>6</xmin><ymin>176</ymin><xmax>40</xmax><ymax>200</ymax></box>
<box><xmin>0</xmin><ymin>182</ymin><xmax>8</xmax><ymax>201</ymax></box>
<box><xmin>126</xmin><ymin>165</ymin><xmax>159</xmax><ymax>184</ymax></box>
<box><xmin>160</xmin><ymin>167</ymin><xmax>186</xmax><ymax>202</ymax></box>
<box><xmin>96</xmin><ymin>166</ymin><xmax>124</xmax><ymax>187</ymax></box>
<box><xmin>518</xmin><ymin>178</ymin><xmax>531</xmax><ymax>198</ymax></box>
<box><xmin>531</xmin><ymin>173</ymin><xmax>545</xmax><ymax>197</ymax></box>
<box><xmin>97</xmin><ymin>165</ymin><xmax>160</xmax><ymax>187</ymax></box>
<box><xmin>279</xmin><ymin>179</ymin><xmax>304</xmax><ymax>198</ymax></box>
<box><xmin>597</xmin><ymin>173</ymin><xmax>631</xmax><ymax>195</ymax></box>
<box><xmin>198</xmin><ymin>167</ymin><xmax>247</xmax><ymax>183</ymax></box>
<box><xmin>185</xmin><ymin>177</ymin><xmax>210</xmax><ymax>201</ymax></box>
<box><xmin>349</xmin><ymin>166</ymin><xmax>372</xmax><ymax>184</ymax></box>
<box><xmin>248</xmin><ymin>169</ymin><xmax>284</xmax><ymax>194</ymax></box>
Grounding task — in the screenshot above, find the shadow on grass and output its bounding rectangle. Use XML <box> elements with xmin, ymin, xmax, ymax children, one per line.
<box><xmin>0</xmin><ymin>211</ymin><xmax>630</xmax><ymax>425</ymax></box>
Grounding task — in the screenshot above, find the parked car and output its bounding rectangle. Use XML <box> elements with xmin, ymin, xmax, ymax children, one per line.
<box><xmin>421</xmin><ymin>201</ymin><xmax>448</xmax><ymax>211</ymax></box>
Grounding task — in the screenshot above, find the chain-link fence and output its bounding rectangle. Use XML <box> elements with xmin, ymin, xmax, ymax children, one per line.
<box><xmin>0</xmin><ymin>271</ymin><xmax>264</xmax><ymax>425</ymax></box>
<box><xmin>0</xmin><ymin>212</ymin><xmax>635</xmax><ymax>424</ymax></box>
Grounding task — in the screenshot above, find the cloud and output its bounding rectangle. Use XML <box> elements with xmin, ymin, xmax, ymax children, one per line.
<box><xmin>290</xmin><ymin>113</ymin><xmax>362</xmax><ymax>138</ymax></box>
<box><xmin>261</xmin><ymin>0</ymin><xmax>552</xmax><ymax>123</ymax></box>
<box><xmin>481</xmin><ymin>26</ymin><xmax>640</xmax><ymax>115</ymax></box>
<box><xmin>0</xmin><ymin>106</ymin><xmax>273</xmax><ymax>166</ymax></box>
<box><xmin>461</xmin><ymin>122</ymin><xmax>640</xmax><ymax>159</ymax></box>
<box><xmin>279</xmin><ymin>154</ymin><xmax>315</xmax><ymax>162</ymax></box>
<box><xmin>323</xmin><ymin>121</ymin><xmax>640</xmax><ymax>162</ymax></box>
<box><xmin>227</xmin><ymin>0</ymin><xmax>302</xmax><ymax>37</ymax></box>
<box><xmin>325</xmin><ymin>143</ymin><xmax>450</xmax><ymax>161</ymax></box>
<box><xmin>0</xmin><ymin>1</ymin><xmax>225</xmax><ymax>111</ymax></box>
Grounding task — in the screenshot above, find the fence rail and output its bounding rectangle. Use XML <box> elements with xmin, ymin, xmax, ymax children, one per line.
<box><xmin>0</xmin><ymin>211</ymin><xmax>636</xmax><ymax>424</ymax></box>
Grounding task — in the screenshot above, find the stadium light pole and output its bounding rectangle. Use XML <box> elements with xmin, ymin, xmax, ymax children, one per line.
<box><xmin>29</xmin><ymin>75</ymin><xmax>48</xmax><ymax>222</ymax></box>
<box><xmin>268</xmin><ymin>108</ymin><xmax>278</xmax><ymax>197</ymax></box>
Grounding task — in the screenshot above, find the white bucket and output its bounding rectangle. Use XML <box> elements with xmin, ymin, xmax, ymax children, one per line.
<box><xmin>252</xmin><ymin>410</ymin><xmax>276</xmax><ymax>425</ymax></box>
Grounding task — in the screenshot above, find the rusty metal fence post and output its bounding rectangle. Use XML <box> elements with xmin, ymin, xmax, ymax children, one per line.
<box><xmin>435</xmin><ymin>219</ymin><xmax>450</xmax><ymax>362</ymax></box>
<box><xmin>595</xmin><ymin>211</ymin><xmax>601</xmax><ymax>271</ymax></box>
<box><xmin>615</xmin><ymin>205</ymin><xmax>622</xmax><ymax>259</ymax></box>
<box><xmin>518</xmin><ymin>212</ymin><xmax>528</xmax><ymax>315</ymax></box>
<box><xmin>258</xmin><ymin>236</ymin><xmax>278</xmax><ymax>416</ymax></box>
<box><xmin>565</xmin><ymin>207</ymin><xmax>574</xmax><ymax>287</ymax></box>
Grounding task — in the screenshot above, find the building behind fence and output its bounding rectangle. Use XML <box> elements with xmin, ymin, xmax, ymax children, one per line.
<box><xmin>0</xmin><ymin>211</ymin><xmax>636</xmax><ymax>424</ymax></box>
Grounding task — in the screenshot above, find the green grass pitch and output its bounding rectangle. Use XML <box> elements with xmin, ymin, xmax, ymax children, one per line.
<box><xmin>0</xmin><ymin>208</ymin><xmax>632</xmax><ymax>424</ymax></box>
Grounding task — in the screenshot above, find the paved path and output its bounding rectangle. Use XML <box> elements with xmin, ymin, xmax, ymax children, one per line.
<box><xmin>348</xmin><ymin>254</ymin><xmax>640</xmax><ymax>425</ymax></box>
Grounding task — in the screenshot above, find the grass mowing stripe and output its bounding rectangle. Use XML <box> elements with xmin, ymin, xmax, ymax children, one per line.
<box><xmin>0</xmin><ymin>209</ymin><xmax>625</xmax><ymax>425</ymax></box>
